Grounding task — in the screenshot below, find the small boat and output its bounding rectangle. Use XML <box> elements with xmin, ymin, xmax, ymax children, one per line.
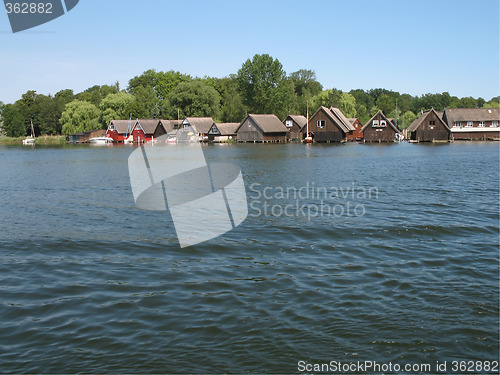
<box><xmin>89</xmin><ymin>136</ymin><xmax>113</xmax><ymax>144</ymax></box>
<box><xmin>22</xmin><ymin>119</ymin><xmax>36</xmax><ymax>145</ymax></box>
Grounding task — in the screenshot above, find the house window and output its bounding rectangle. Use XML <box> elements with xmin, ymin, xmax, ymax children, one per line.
<box><xmin>317</xmin><ymin>120</ymin><xmax>326</xmax><ymax>128</ymax></box>
<box><xmin>429</xmin><ymin>120</ymin><xmax>435</xmax><ymax>126</ymax></box>
<box><xmin>478</xmin><ymin>121</ymin><xmax>485</xmax><ymax>127</ymax></box>
<box><xmin>285</xmin><ymin>120</ymin><xmax>293</xmax><ymax>127</ymax></box>
<box><xmin>466</xmin><ymin>121</ymin><xmax>473</xmax><ymax>127</ymax></box>
<box><xmin>491</xmin><ymin>121</ymin><xmax>499</xmax><ymax>127</ymax></box>
<box><xmin>454</xmin><ymin>121</ymin><xmax>461</xmax><ymax>127</ymax></box>
<box><xmin>109</xmin><ymin>124</ymin><xmax>115</xmax><ymax>131</ymax></box>
<box><xmin>373</xmin><ymin>120</ymin><xmax>379</xmax><ymax>127</ymax></box>
<box><xmin>380</xmin><ymin>120</ymin><xmax>387</xmax><ymax>127</ymax></box>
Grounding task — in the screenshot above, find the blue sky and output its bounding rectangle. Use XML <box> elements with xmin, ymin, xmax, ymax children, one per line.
<box><xmin>0</xmin><ymin>0</ymin><xmax>499</xmax><ymax>104</ymax></box>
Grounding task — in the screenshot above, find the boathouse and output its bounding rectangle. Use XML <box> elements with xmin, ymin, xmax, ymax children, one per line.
<box><xmin>236</xmin><ymin>114</ymin><xmax>288</xmax><ymax>142</ymax></box>
<box><xmin>442</xmin><ymin>108</ymin><xmax>500</xmax><ymax>141</ymax></box>
<box><xmin>347</xmin><ymin>118</ymin><xmax>363</xmax><ymax>141</ymax></box>
<box><xmin>106</xmin><ymin>119</ymin><xmax>135</xmax><ymax>142</ymax></box>
<box><xmin>283</xmin><ymin>115</ymin><xmax>307</xmax><ymax>141</ymax></box>
<box><xmin>208</xmin><ymin>122</ymin><xmax>239</xmax><ymax>142</ymax></box>
<box><xmin>304</xmin><ymin>106</ymin><xmax>355</xmax><ymax>142</ymax></box>
<box><xmin>131</xmin><ymin>119</ymin><xmax>168</xmax><ymax>143</ymax></box>
<box><xmin>361</xmin><ymin>110</ymin><xmax>401</xmax><ymax>142</ymax></box>
<box><xmin>181</xmin><ymin>117</ymin><xmax>215</xmax><ymax>141</ymax></box>
<box><xmin>407</xmin><ymin>109</ymin><xmax>450</xmax><ymax>142</ymax></box>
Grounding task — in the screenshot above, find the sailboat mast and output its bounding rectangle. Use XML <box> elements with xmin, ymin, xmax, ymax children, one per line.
<box><xmin>306</xmin><ymin>101</ymin><xmax>309</xmax><ymax>136</ymax></box>
<box><xmin>30</xmin><ymin>118</ymin><xmax>35</xmax><ymax>138</ymax></box>
<box><xmin>395</xmin><ymin>98</ymin><xmax>398</xmax><ymax>128</ymax></box>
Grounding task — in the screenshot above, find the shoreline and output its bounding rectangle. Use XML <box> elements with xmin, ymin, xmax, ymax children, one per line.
<box><xmin>0</xmin><ymin>135</ymin><xmax>67</xmax><ymax>145</ymax></box>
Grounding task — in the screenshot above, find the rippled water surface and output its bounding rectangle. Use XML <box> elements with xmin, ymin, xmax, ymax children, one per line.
<box><xmin>0</xmin><ymin>142</ymin><xmax>498</xmax><ymax>373</ymax></box>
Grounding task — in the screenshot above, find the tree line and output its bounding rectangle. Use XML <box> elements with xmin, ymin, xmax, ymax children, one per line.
<box><xmin>0</xmin><ymin>54</ymin><xmax>498</xmax><ymax>137</ymax></box>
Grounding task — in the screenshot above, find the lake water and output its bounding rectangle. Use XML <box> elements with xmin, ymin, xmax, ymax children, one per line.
<box><xmin>0</xmin><ymin>142</ymin><xmax>498</xmax><ymax>373</ymax></box>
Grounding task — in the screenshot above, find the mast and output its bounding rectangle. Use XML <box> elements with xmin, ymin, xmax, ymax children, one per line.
<box><xmin>306</xmin><ymin>100</ymin><xmax>309</xmax><ymax>136</ymax></box>
<box><xmin>30</xmin><ymin>118</ymin><xmax>35</xmax><ymax>138</ymax></box>
<box><xmin>124</xmin><ymin>113</ymin><xmax>132</xmax><ymax>142</ymax></box>
<box><xmin>395</xmin><ymin>98</ymin><xmax>398</xmax><ymax>128</ymax></box>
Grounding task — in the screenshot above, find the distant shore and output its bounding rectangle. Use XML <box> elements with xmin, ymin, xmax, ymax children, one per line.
<box><xmin>0</xmin><ymin>135</ymin><xmax>67</xmax><ymax>145</ymax></box>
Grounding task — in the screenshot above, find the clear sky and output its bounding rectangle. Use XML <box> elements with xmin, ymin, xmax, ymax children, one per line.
<box><xmin>0</xmin><ymin>0</ymin><xmax>499</xmax><ymax>104</ymax></box>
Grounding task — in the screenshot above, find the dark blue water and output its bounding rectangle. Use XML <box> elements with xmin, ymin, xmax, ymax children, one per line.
<box><xmin>0</xmin><ymin>142</ymin><xmax>498</xmax><ymax>373</ymax></box>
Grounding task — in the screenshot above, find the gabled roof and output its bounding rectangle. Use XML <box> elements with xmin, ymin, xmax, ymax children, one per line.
<box><xmin>361</xmin><ymin>110</ymin><xmax>401</xmax><ymax>133</ymax></box>
<box><xmin>285</xmin><ymin>115</ymin><xmax>307</xmax><ymax>129</ymax></box>
<box><xmin>183</xmin><ymin>117</ymin><xmax>215</xmax><ymax>134</ymax></box>
<box><xmin>330</xmin><ymin>107</ymin><xmax>356</xmax><ymax>132</ymax></box>
<box><xmin>407</xmin><ymin>109</ymin><xmax>449</xmax><ymax>132</ymax></box>
<box><xmin>136</xmin><ymin>119</ymin><xmax>163</xmax><ymax>134</ymax></box>
<box><xmin>160</xmin><ymin>120</ymin><xmax>176</xmax><ymax>133</ymax></box>
<box><xmin>443</xmin><ymin>108</ymin><xmax>500</xmax><ymax>123</ymax></box>
<box><xmin>237</xmin><ymin>114</ymin><xmax>289</xmax><ymax>133</ymax></box>
<box><xmin>108</xmin><ymin>119</ymin><xmax>135</xmax><ymax>134</ymax></box>
<box><xmin>215</xmin><ymin>122</ymin><xmax>240</xmax><ymax>136</ymax></box>
<box><xmin>311</xmin><ymin>106</ymin><xmax>355</xmax><ymax>133</ymax></box>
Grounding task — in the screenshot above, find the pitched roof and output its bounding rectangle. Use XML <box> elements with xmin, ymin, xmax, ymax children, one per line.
<box><xmin>108</xmin><ymin>119</ymin><xmax>136</xmax><ymax>134</ymax></box>
<box><xmin>183</xmin><ymin>117</ymin><xmax>215</xmax><ymax>134</ymax></box>
<box><xmin>330</xmin><ymin>107</ymin><xmax>356</xmax><ymax>132</ymax></box>
<box><xmin>160</xmin><ymin>120</ymin><xmax>176</xmax><ymax>133</ymax></box>
<box><xmin>215</xmin><ymin>122</ymin><xmax>240</xmax><ymax>136</ymax></box>
<box><xmin>444</xmin><ymin>108</ymin><xmax>500</xmax><ymax>124</ymax></box>
<box><xmin>285</xmin><ymin>115</ymin><xmax>307</xmax><ymax>129</ymax></box>
<box><xmin>136</xmin><ymin>119</ymin><xmax>163</xmax><ymax>134</ymax></box>
<box><xmin>407</xmin><ymin>109</ymin><xmax>449</xmax><ymax>132</ymax></box>
<box><xmin>361</xmin><ymin>110</ymin><xmax>401</xmax><ymax>133</ymax></box>
<box><xmin>238</xmin><ymin>114</ymin><xmax>289</xmax><ymax>133</ymax></box>
<box><xmin>311</xmin><ymin>107</ymin><xmax>355</xmax><ymax>133</ymax></box>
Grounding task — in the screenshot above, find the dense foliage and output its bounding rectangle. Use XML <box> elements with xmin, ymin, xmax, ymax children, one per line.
<box><xmin>0</xmin><ymin>54</ymin><xmax>498</xmax><ymax>136</ymax></box>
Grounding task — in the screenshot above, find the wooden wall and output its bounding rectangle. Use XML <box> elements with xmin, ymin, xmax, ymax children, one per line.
<box><xmin>363</xmin><ymin>112</ymin><xmax>397</xmax><ymax>142</ymax></box>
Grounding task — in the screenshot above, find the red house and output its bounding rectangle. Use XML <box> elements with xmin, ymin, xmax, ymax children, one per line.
<box><xmin>106</xmin><ymin>119</ymin><xmax>168</xmax><ymax>143</ymax></box>
<box><xmin>106</xmin><ymin>119</ymin><xmax>135</xmax><ymax>142</ymax></box>
<box><xmin>131</xmin><ymin>119</ymin><xmax>169</xmax><ymax>143</ymax></box>
<box><xmin>347</xmin><ymin>118</ymin><xmax>363</xmax><ymax>141</ymax></box>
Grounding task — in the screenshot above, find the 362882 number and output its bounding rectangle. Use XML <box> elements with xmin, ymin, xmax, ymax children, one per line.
<box><xmin>451</xmin><ymin>361</ymin><xmax>499</xmax><ymax>372</ymax></box>
<box><xmin>5</xmin><ymin>2</ymin><xmax>53</xmax><ymax>14</ymax></box>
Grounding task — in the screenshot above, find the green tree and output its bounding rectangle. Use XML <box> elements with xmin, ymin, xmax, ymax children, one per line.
<box><xmin>237</xmin><ymin>54</ymin><xmax>287</xmax><ymax>114</ymax></box>
<box><xmin>99</xmin><ymin>92</ymin><xmax>134</xmax><ymax>126</ymax></box>
<box><xmin>483</xmin><ymin>97</ymin><xmax>500</xmax><ymax>108</ymax></box>
<box><xmin>310</xmin><ymin>88</ymin><xmax>342</xmax><ymax>112</ymax></box>
<box><xmin>337</xmin><ymin>92</ymin><xmax>357</xmax><ymax>118</ymax></box>
<box><xmin>376</xmin><ymin>93</ymin><xmax>397</xmax><ymax>117</ymax></box>
<box><xmin>164</xmin><ymin>80</ymin><xmax>220</xmax><ymax>119</ymax></box>
<box><xmin>310</xmin><ymin>89</ymin><xmax>357</xmax><ymax>118</ymax></box>
<box><xmin>129</xmin><ymin>86</ymin><xmax>159</xmax><ymax>118</ymax></box>
<box><xmin>128</xmin><ymin>69</ymin><xmax>191</xmax><ymax>102</ymax></box>
<box><xmin>214</xmin><ymin>75</ymin><xmax>248</xmax><ymax>122</ymax></box>
<box><xmin>76</xmin><ymin>84</ymin><xmax>119</xmax><ymax>107</ymax></box>
<box><xmin>60</xmin><ymin>100</ymin><xmax>100</xmax><ymax>135</ymax></box>
<box><xmin>1</xmin><ymin>104</ymin><xmax>26</xmax><ymax>137</ymax></box>
<box><xmin>401</xmin><ymin>111</ymin><xmax>417</xmax><ymax>129</ymax></box>
<box><xmin>289</xmin><ymin>69</ymin><xmax>322</xmax><ymax>116</ymax></box>
<box><xmin>289</xmin><ymin>69</ymin><xmax>322</xmax><ymax>97</ymax></box>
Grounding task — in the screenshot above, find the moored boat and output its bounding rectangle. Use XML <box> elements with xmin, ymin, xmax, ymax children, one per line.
<box><xmin>89</xmin><ymin>136</ymin><xmax>113</xmax><ymax>144</ymax></box>
<box><xmin>22</xmin><ymin>119</ymin><xmax>36</xmax><ymax>145</ymax></box>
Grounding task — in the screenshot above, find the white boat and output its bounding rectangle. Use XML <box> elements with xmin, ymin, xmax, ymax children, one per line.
<box><xmin>22</xmin><ymin>137</ymin><xmax>35</xmax><ymax>145</ymax></box>
<box><xmin>89</xmin><ymin>136</ymin><xmax>113</xmax><ymax>144</ymax></box>
<box><xmin>22</xmin><ymin>119</ymin><xmax>36</xmax><ymax>145</ymax></box>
